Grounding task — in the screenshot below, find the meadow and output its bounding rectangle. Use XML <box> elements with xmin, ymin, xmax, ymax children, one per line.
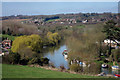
<box><xmin>2</xmin><ymin>64</ymin><xmax>103</xmax><ymax>78</ymax></box>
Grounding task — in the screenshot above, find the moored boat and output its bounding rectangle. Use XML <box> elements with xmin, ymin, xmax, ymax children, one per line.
<box><xmin>101</xmin><ymin>64</ymin><xmax>108</xmax><ymax>68</ymax></box>
<box><xmin>62</xmin><ymin>49</ymin><xmax>68</xmax><ymax>56</ymax></box>
<box><xmin>114</xmin><ymin>74</ymin><xmax>120</xmax><ymax>77</ymax></box>
<box><xmin>62</xmin><ymin>49</ymin><xmax>68</xmax><ymax>59</ymax></box>
<box><xmin>112</xmin><ymin>66</ymin><xmax>119</xmax><ymax>70</ymax></box>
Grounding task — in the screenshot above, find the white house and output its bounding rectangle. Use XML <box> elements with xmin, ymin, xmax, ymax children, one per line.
<box><xmin>104</xmin><ymin>39</ymin><xmax>120</xmax><ymax>49</ymax></box>
<box><xmin>104</xmin><ymin>39</ymin><xmax>120</xmax><ymax>44</ymax></box>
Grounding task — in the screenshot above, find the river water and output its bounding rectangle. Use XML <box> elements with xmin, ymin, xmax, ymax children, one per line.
<box><xmin>43</xmin><ymin>44</ymin><xmax>69</xmax><ymax>69</ymax></box>
<box><xmin>43</xmin><ymin>43</ymin><xmax>120</xmax><ymax>75</ymax></box>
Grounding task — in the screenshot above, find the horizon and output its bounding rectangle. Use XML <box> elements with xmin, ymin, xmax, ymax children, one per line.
<box><xmin>2</xmin><ymin>12</ymin><xmax>118</xmax><ymax>17</ymax></box>
<box><xmin>2</xmin><ymin>2</ymin><xmax>118</xmax><ymax>16</ymax></box>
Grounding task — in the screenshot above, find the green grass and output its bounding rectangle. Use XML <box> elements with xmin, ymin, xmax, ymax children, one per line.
<box><xmin>2</xmin><ymin>64</ymin><xmax>103</xmax><ymax>78</ymax></box>
<box><xmin>94</xmin><ymin>60</ymin><xmax>104</xmax><ymax>64</ymax></box>
<box><xmin>0</xmin><ymin>63</ymin><xmax>2</xmax><ymax>79</ymax></box>
<box><xmin>0</xmin><ymin>34</ymin><xmax>16</xmax><ymax>41</ymax></box>
<box><xmin>76</xmin><ymin>25</ymin><xmax>85</xmax><ymax>28</ymax></box>
<box><xmin>46</xmin><ymin>19</ymin><xmax>60</xmax><ymax>22</ymax></box>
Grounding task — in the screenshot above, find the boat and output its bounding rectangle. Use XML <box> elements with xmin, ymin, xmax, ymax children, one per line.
<box><xmin>101</xmin><ymin>64</ymin><xmax>108</xmax><ymax>68</ymax></box>
<box><xmin>64</xmin><ymin>54</ymin><xmax>68</xmax><ymax>59</ymax></box>
<box><xmin>62</xmin><ymin>49</ymin><xmax>68</xmax><ymax>59</ymax></box>
<box><xmin>114</xmin><ymin>74</ymin><xmax>120</xmax><ymax>77</ymax></box>
<box><xmin>62</xmin><ymin>49</ymin><xmax>68</xmax><ymax>56</ymax></box>
<box><xmin>82</xmin><ymin>62</ymin><xmax>86</xmax><ymax>67</ymax></box>
<box><xmin>112</xmin><ymin>66</ymin><xmax>119</xmax><ymax>70</ymax></box>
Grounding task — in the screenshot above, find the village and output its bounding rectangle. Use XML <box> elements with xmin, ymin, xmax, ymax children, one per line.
<box><xmin>21</xmin><ymin>13</ymin><xmax>118</xmax><ymax>26</ymax></box>
<box><xmin>1</xmin><ymin>6</ymin><xmax>120</xmax><ymax>78</ymax></box>
<box><xmin>1</xmin><ymin>32</ymin><xmax>120</xmax><ymax>77</ymax></box>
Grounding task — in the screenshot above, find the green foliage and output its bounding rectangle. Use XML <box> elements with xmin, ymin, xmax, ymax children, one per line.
<box><xmin>70</xmin><ymin>64</ymin><xmax>82</xmax><ymax>72</ymax></box>
<box><xmin>2</xmin><ymin>53</ymin><xmax>21</xmax><ymax>64</ymax></box>
<box><xmin>1</xmin><ymin>34</ymin><xmax>16</xmax><ymax>41</ymax></box>
<box><xmin>47</xmin><ymin>32</ymin><xmax>61</xmax><ymax>46</ymax></box>
<box><xmin>103</xmin><ymin>20</ymin><xmax>118</xmax><ymax>40</ymax></box>
<box><xmin>102</xmin><ymin>20</ymin><xmax>120</xmax><ymax>55</ymax></box>
<box><xmin>28</xmin><ymin>57</ymin><xmax>41</xmax><ymax>65</ymax></box>
<box><xmin>67</xmin><ymin>24</ymin><xmax>105</xmax><ymax>62</ymax></box>
<box><xmin>3</xmin><ymin>52</ymin><xmax>49</xmax><ymax>66</ymax></box>
<box><xmin>40</xmin><ymin>57</ymin><xmax>49</xmax><ymax>65</ymax></box>
<box><xmin>112</xmin><ymin>49</ymin><xmax>120</xmax><ymax>62</ymax></box>
<box><xmin>11</xmin><ymin>34</ymin><xmax>43</xmax><ymax>53</ymax></box>
<box><xmin>109</xmin><ymin>54</ymin><xmax>113</xmax><ymax>62</ymax></box>
<box><xmin>76</xmin><ymin>25</ymin><xmax>85</xmax><ymax>28</ymax></box>
<box><xmin>28</xmin><ymin>57</ymin><xmax>49</xmax><ymax>66</ymax></box>
<box><xmin>19</xmin><ymin>58</ymin><xmax>29</xmax><ymax>65</ymax></box>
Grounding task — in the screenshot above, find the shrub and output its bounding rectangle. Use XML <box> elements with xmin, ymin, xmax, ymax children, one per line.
<box><xmin>70</xmin><ymin>64</ymin><xmax>82</xmax><ymax>72</ymax></box>
<box><xmin>112</xmin><ymin>49</ymin><xmax>120</xmax><ymax>62</ymax></box>
<box><xmin>41</xmin><ymin>57</ymin><xmax>49</xmax><ymax>64</ymax></box>
<box><xmin>2</xmin><ymin>53</ymin><xmax>21</xmax><ymax>64</ymax></box>
<box><xmin>28</xmin><ymin>58</ymin><xmax>38</xmax><ymax>65</ymax></box>
<box><xmin>60</xmin><ymin>65</ymin><xmax>66</xmax><ymax>71</ymax></box>
<box><xmin>19</xmin><ymin>59</ymin><xmax>29</xmax><ymax>65</ymax></box>
<box><xmin>28</xmin><ymin>57</ymin><xmax>42</xmax><ymax>65</ymax></box>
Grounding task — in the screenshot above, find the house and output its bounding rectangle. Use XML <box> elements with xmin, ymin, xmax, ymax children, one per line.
<box><xmin>104</xmin><ymin>39</ymin><xmax>120</xmax><ymax>49</ymax></box>
<box><xmin>82</xmin><ymin>20</ymin><xmax>88</xmax><ymax>23</ymax></box>
<box><xmin>2</xmin><ymin>39</ymin><xmax>12</xmax><ymax>49</ymax></box>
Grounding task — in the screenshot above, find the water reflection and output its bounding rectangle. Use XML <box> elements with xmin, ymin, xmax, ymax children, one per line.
<box><xmin>101</xmin><ymin>68</ymin><xmax>120</xmax><ymax>75</ymax></box>
<box><xmin>43</xmin><ymin>44</ymin><xmax>69</xmax><ymax>69</ymax></box>
<box><xmin>42</xmin><ymin>42</ymin><xmax>120</xmax><ymax>75</ymax></box>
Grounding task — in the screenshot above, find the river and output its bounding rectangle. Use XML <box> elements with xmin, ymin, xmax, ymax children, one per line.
<box><xmin>43</xmin><ymin>44</ymin><xmax>69</xmax><ymax>69</ymax></box>
<box><xmin>43</xmin><ymin>43</ymin><xmax>120</xmax><ymax>75</ymax></box>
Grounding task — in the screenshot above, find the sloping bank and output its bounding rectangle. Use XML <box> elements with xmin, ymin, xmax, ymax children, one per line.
<box><xmin>2</xmin><ymin>64</ymin><xmax>114</xmax><ymax>79</ymax></box>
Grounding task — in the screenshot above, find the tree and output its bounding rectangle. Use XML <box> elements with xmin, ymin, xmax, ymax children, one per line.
<box><xmin>11</xmin><ymin>34</ymin><xmax>43</xmax><ymax>54</ymax></box>
<box><xmin>2</xmin><ymin>52</ymin><xmax>21</xmax><ymax>64</ymax></box>
<box><xmin>102</xmin><ymin>20</ymin><xmax>119</xmax><ymax>55</ymax></box>
<box><xmin>47</xmin><ymin>32</ymin><xmax>61</xmax><ymax>46</ymax></box>
<box><xmin>7</xmin><ymin>28</ymin><xmax>11</xmax><ymax>35</ymax></box>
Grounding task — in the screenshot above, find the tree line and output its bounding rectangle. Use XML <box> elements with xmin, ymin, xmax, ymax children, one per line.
<box><xmin>3</xmin><ymin>32</ymin><xmax>61</xmax><ymax>65</ymax></box>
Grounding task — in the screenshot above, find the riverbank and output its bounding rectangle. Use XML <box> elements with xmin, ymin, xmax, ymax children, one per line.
<box><xmin>2</xmin><ymin>64</ymin><xmax>115</xmax><ymax>78</ymax></box>
<box><xmin>2</xmin><ymin>64</ymin><xmax>107</xmax><ymax>78</ymax></box>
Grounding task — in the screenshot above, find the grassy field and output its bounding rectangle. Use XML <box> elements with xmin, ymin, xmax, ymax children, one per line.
<box><xmin>0</xmin><ymin>63</ymin><xmax>2</xmax><ymax>79</ymax></box>
<box><xmin>0</xmin><ymin>34</ymin><xmax>16</xmax><ymax>41</ymax></box>
<box><xmin>2</xmin><ymin>64</ymin><xmax>104</xmax><ymax>78</ymax></box>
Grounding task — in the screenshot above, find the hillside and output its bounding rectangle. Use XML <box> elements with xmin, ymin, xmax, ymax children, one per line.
<box><xmin>2</xmin><ymin>64</ymin><xmax>103</xmax><ymax>78</ymax></box>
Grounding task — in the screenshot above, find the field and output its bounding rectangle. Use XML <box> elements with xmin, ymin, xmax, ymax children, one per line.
<box><xmin>2</xmin><ymin>19</ymin><xmax>30</xmax><ymax>22</ymax></box>
<box><xmin>2</xmin><ymin>64</ymin><xmax>104</xmax><ymax>78</ymax></box>
<box><xmin>0</xmin><ymin>34</ymin><xmax>16</xmax><ymax>41</ymax></box>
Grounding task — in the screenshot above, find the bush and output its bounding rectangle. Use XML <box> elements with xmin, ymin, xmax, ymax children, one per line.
<box><xmin>112</xmin><ymin>49</ymin><xmax>120</xmax><ymax>62</ymax></box>
<box><xmin>41</xmin><ymin>57</ymin><xmax>49</xmax><ymax>64</ymax></box>
<box><xmin>70</xmin><ymin>64</ymin><xmax>82</xmax><ymax>72</ymax></box>
<box><xmin>19</xmin><ymin>59</ymin><xmax>29</xmax><ymax>65</ymax></box>
<box><xmin>28</xmin><ymin>57</ymin><xmax>49</xmax><ymax>66</ymax></box>
<box><xmin>28</xmin><ymin>57</ymin><xmax>42</xmax><ymax>65</ymax></box>
<box><xmin>28</xmin><ymin>58</ymin><xmax>38</xmax><ymax>65</ymax></box>
<box><xmin>60</xmin><ymin>65</ymin><xmax>66</xmax><ymax>71</ymax></box>
<box><xmin>2</xmin><ymin>53</ymin><xmax>21</xmax><ymax>64</ymax></box>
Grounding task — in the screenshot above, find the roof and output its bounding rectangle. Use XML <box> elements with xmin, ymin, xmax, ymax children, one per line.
<box><xmin>104</xmin><ymin>39</ymin><xmax>120</xmax><ymax>44</ymax></box>
<box><xmin>2</xmin><ymin>40</ymin><xmax>11</xmax><ymax>43</ymax></box>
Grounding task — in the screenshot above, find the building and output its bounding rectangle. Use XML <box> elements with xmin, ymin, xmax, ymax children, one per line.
<box><xmin>104</xmin><ymin>39</ymin><xmax>120</xmax><ymax>49</ymax></box>
<box><xmin>2</xmin><ymin>39</ymin><xmax>12</xmax><ymax>49</ymax></box>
